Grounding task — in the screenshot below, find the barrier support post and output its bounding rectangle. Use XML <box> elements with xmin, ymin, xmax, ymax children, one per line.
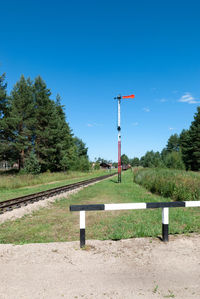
<box><xmin>162</xmin><ymin>207</ymin><xmax>169</xmax><ymax>242</ymax></box>
<box><xmin>80</xmin><ymin>211</ymin><xmax>85</xmax><ymax>248</ymax></box>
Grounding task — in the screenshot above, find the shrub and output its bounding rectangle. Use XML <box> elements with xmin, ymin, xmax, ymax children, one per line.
<box><xmin>24</xmin><ymin>151</ymin><xmax>41</xmax><ymax>174</ymax></box>
<box><xmin>133</xmin><ymin>168</ymin><xmax>200</xmax><ymax>201</ymax></box>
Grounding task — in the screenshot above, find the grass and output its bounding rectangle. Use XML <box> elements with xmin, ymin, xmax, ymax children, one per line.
<box><xmin>134</xmin><ymin>167</ymin><xmax>200</xmax><ymax>201</ymax></box>
<box><xmin>0</xmin><ymin>170</ymin><xmax>199</xmax><ymax>244</ymax></box>
<box><xmin>0</xmin><ymin>169</ymin><xmax>114</xmax><ymax>202</ymax></box>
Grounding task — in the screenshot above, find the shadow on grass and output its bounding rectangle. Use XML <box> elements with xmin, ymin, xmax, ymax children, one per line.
<box><xmin>109</xmin><ymin>179</ymin><xmax>119</xmax><ymax>184</ymax></box>
<box><xmin>0</xmin><ymin>169</ymin><xmax>19</xmax><ymax>176</ymax></box>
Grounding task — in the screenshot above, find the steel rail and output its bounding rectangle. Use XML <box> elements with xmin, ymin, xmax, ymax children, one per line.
<box><xmin>0</xmin><ymin>173</ymin><xmax>117</xmax><ymax>214</ymax></box>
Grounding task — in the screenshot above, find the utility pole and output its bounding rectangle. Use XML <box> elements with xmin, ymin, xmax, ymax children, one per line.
<box><xmin>114</xmin><ymin>94</ymin><xmax>135</xmax><ymax>183</ymax></box>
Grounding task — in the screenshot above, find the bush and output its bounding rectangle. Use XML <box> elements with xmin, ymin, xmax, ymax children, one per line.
<box><xmin>24</xmin><ymin>151</ymin><xmax>41</xmax><ymax>174</ymax></box>
<box><xmin>94</xmin><ymin>162</ymin><xmax>100</xmax><ymax>170</ymax></box>
<box><xmin>134</xmin><ymin>167</ymin><xmax>200</xmax><ymax>201</ymax></box>
<box><xmin>164</xmin><ymin>151</ymin><xmax>185</xmax><ymax>170</ymax></box>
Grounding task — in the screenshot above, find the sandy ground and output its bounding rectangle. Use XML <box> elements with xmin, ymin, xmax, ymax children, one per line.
<box><xmin>0</xmin><ymin>234</ymin><xmax>199</xmax><ymax>299</ymax></box>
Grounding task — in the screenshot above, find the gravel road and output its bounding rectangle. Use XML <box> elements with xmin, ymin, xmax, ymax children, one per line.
<box><xmin>0</xmin><ymin>234</ymin><xmax>199</xmax><ymax>298</ymax></box>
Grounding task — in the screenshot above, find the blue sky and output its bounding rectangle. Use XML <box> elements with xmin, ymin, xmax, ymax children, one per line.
<box><xmin>1</xmin><ymin>0</ymin><xmax>200</xmax><ymax>161</ymax></box>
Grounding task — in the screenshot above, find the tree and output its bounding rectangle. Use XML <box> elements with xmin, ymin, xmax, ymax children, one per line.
<box><xmin>0</xmin><ymin>73</ymin><xmax>9</xmax><ymax>161</ymax></box>
<box><xmin>50</xmin><ymin>94</ymin><xmax>76</xmax><ymax>171</ymax></box>
<box><xmin>0</xmin><ymin>74</ymin><xmax>90</xmax><ymax>173</ymax></box>
<box><xmin>186</xmin><ymin>107</ymin><xmax>200</xmax><ymax>170</ymax></box>
<box><xmin>0</xmin><ymin>73</ymin><xmax>7</xmax><ymax>119</ymax></box>
<box><xmin>24</xmin><ymin>151</ymin><xmax>41</xmax><ymax>174</ymax></box>
<box><xmin>74</xmin><ymin>137</ymin><xmax>88</xmax><ymax>158</ymax></box>
<box><xmin>94</xmin><ymin>162</ymin><xmax>100</xmax><ymax>170</ymax></box>
<box><xmin>121</xmin><ymin>154</ymin><xmax>129</xmax><ymax>165</ymax></box>
<box><xmin>140</xmin><ymin>151</ymin><xmax>163</xmax><ymax>168</ymax></box>
<box><xmin>33</xmin><ymin>76</ymin><xmax>70</xmax><ymax>171</ymax></box>
<box><xmin>5</xmin><ymin>75</ymin><xmax>35</xmax><ymax>169</ymax></box>
<box><xmin>130</xmin><ymin>157</ymin><xmax>140</xmax><ymax>167</ymax></box>
<box><xmin>164</xmin><ymin>151</ymin><xmax>185</xmax><ymax>170</ymax></box>
<box><xmin>166</xmin><ymin>134</ymin><xmax>180</xmax><ymax>153</ymax></box>
<box><xmin>179</xmin><ymin>129</ymin><xmax>192</xmax><ymax>170</ymax></box>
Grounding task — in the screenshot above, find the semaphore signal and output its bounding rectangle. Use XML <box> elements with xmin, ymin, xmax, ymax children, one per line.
<box><xmin>114</xmin><ymin>94</ymin><xmax>135</xmax><ymax>183</ymax></box>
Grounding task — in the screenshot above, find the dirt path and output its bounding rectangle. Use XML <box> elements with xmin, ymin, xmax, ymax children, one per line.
<box><xmin>0</xmin><ymin>234</ymin><xmax>199</xmax><ymax>298</ymax></box>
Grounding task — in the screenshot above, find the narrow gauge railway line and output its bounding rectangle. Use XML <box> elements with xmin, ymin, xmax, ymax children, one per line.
<box><xmin>0</xmin><ymin>173</ymin><xmax>117</xmax><ymax>214</ymax></box>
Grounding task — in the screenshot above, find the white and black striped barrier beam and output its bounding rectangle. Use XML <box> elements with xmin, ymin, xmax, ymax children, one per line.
<box><xmin>70</xmin><ymin>201</ymin><xmax>200</xmax><ymax>248</ymax></box>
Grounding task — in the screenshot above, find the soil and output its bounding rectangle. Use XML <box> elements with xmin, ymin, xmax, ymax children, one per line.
<box><xmin>0</xmin><ymin>234</ymin><xmax>199</xmax><ymax>299</ymax></box>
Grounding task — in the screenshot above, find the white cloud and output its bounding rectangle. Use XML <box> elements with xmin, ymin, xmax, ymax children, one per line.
<box><xmin>132</xmin><ymin>122</ymin><xmax>139</xmax><ymax>126</ymax></box>
<box><xmin>178</xmin><ymin>92</ymin><xmax>199</xmax><ymax>104</ymax></box>
<box><xmin>169</xmin><ymin>127</ymin><xmax>175</xmax><ymax>131</ymax></box>
<box><xmin>86</xmin><ymin>122</ymin><xmax>103</xmax><ymax>127</ymax></box>
<box><xmin>143</xmin><ymin>107</ymin><xmax>150</xmax><ymax>112</ymax></box>
<box><xmin>160</xmin><ymin>98</ymin><xmax>167</xmax><ymax>102</ymax></box>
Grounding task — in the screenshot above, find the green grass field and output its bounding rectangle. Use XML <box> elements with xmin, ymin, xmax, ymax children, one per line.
<box><xmin>0</xmin><ymin>170</ymin><xmax>199</xmax><ymax>244</ymax></box>
<box><xmin>0</xmin><ymin>169</ymin><xmax>114</xmax><ymax>202</ymax></box>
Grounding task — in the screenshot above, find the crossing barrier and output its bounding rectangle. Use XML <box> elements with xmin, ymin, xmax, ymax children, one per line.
<box><xmin>70</xmin><ymin>201</ymin><xmax>200</xmax><ymax>248</ymax></box>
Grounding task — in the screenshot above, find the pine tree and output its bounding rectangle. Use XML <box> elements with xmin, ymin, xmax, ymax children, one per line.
<box><xmin>0</xmin><ymin>73</ymin><xmax>7</xmax><ymax>119</ymax></box>
<box><xmin>7</xmin><ymin>75</ymin><xmax>35</xmax><ymax>169</ymax></box>
<box><xmin>187</xmin><ymin>107</ymin><xmax>200</xmax><ymax>170</ymax></box>
<box><xmin>179</xmin><ymin>129</ymin><xmax>192</xmax><ymax>170</ymax></box>
<box><xmin>0</xmin><ymin>73</ymin><xmax>9</xmax><ymax>161</ymax></box>
<box><xmin>33</xmin><ymin>79</ymin><xmax>77</xmax><ymax>171</ymax></box>
<box><xmin>130</xmin><ymin>157</ymin><xmax>140</xmax><ymax>167</ymax></box>
<box><xmin>1</xmin><ymin>74</ymin><xmax>90</xmax><ymax>173</ymax></box>
<box><xmin>166</xmin><ymin>134</ymin><xmax>180</xmax><ymax>153</ymax></box>
<box><xmin>33</xmin><ymin>76</ymin><xmax>58</xmax><ymax>171</ymax></box>
<box><xmin>24</xmin><ymin>151</ymin><xmax>41</xmax><ymax>174</ymax></box>
<box><xmin>52</xmin><ymin>94</ymin><xmax>76</xmax><ymax>171</ymax></box>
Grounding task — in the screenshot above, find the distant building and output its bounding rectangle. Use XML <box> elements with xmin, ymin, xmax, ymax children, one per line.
<box><xmin>0</xmin><ymin>160</ymin><xmax>11</xmax><ymax>170</ymax></box>
<box><xmin>100</xmin><ymin>162</ymin><xmax>111</xmax><ymax>170</ymax></box>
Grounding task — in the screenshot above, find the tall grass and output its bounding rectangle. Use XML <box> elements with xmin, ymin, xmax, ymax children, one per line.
<box><xmin>134</xmin><ymin>168</ymin><xmax>200</xmax><ymax>201</ymax></box>
<box><xmin>0</xmin><ymin>170</ymin><xmax>111</xmax><ymax>189</ymax></box>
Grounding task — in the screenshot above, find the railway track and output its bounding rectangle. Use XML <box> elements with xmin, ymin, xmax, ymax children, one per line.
<box><xmin>0</xmin><ymin>173</ymin><xmax>117</xmax><ymax>214</ymax></box>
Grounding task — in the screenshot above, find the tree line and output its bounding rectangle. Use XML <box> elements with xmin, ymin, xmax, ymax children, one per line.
<box><xmin>122</xmin><ymin>106</ymin><xmax>200</xmax><ymax>171</ymax></box>
<box><xmin>0</xmin><ymin>73</ymin><xmax>90</xmax><ymax>173</ymax></box>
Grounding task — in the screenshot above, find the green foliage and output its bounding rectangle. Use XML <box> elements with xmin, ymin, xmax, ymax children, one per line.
<box><xmin>74</xmin><ymin>137</ymin><xmax>88</xmax><ymax>158</ymax></box>
<box><xmin>95</xmin><ymin>157</ymin><xmax>112</xmax><ymax>164</ymax></box>
<box><xmin>186</xmin><ymin>107</ymin><xmax>200</xmax><ymax>170</ymax></box>
<box><xmin>164</xmin><ymin>151</ymin><xmax>185</xmax><ymax>170</ymax></box>
<box><xmin>121</xmin><ymin>154</ymin><xmax>129</xmax><ymax>165</ymax></box>
<box><xmin>163</xmin><ymin>107</ymin><xmax>200</xmax><ymax>171</ymax></box>
<box><xmin>0</xmin><ymin>74</ymin><xmax>90</xmax><ymax>173</ymax></box>
<box><xmin>6</xmin><ymin>75</ymin><xmax>35</xmax><ymax>169</ymax></box>
<box><xmin>140</xmin><ymin>151</ymin><xmax>163</xmax><ymax>168</ymax></box>
<box><xmin>0</xmin><ymin>73</ymin><xmax>10</xmax><ymax>162</ymax></box>
<box><xmin>134</xmin><ymin>167</ymin><xmax>200</xmax><ymax>201</ymax></box>
<box><xmin>94</xmin><ymin>162</ymin><xmax>100</xmax><ymax>170</ymax></box>
<box><xmin>77</xmin><ymin>156</ymin><xmax>91</xmax><ymax>172</ymax></box>
<box><xmin>130</xmin><ymin>157</ymin><xmax>140</xmax><ymax>167</ymax></box>
<box><xmin>179</xmin><ymin>129</ymin><xmax>192</xmax><ymax>170</ymax></box>
<box><xmin>0</xmin><ymin>73</ymin><xmax>7</xmax><ymax>119</ymax></box>
<box><xmin>166</xmin><ymin>133</ymin><xmax>180</xmax><ymax>153</ymax></box>
<box><xmin>24</xmin><ymin>151</ymin><xmax>41</xmax><ymax>174</ymax></box>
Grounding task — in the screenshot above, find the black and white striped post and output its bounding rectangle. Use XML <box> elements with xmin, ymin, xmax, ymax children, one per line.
<box><xmin>162</xmin><ymin>207</ymin><xmax>169</xmax><ymax>242</ymax></box>
<box><xmin>80</xmin><ymin>211</ymin><xmax>85</xmax><ymax>248</ymax></box>
<box><xmin>70</xmin><ymin>201</ymin><xmax>200</xmax><ymax>248</ymax></box>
